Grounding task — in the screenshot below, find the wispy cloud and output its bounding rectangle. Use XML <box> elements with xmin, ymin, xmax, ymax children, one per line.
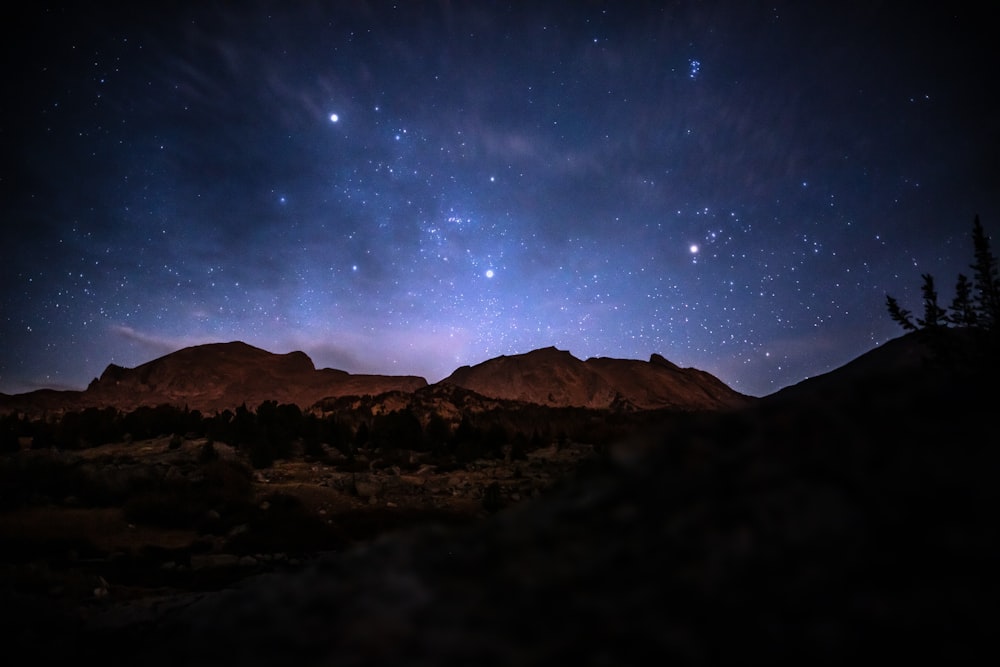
<box><xmin>109</xmin><ymin>325</ymin><xmax>214</xmax><ymax>359</ymax></box>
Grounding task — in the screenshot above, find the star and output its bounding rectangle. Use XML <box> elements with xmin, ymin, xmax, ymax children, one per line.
<box><xmin>1</xmin><ymin>2</ymin><xmax>995</xmax><ymax>399</ymax></box>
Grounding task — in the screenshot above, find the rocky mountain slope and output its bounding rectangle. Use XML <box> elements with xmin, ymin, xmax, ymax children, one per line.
<box><xmin>1</xmin><ymin>342</ymin><xmax>428</xmax><ymax>416</ymax></box>
<box><xmin>441</xmin><ymin>347</ymin><xmax>752</xmax><ymax>410</ymax></box>
<box><xmin>1</xmin><ymin>342</ymin><xmax>752</xmax><ymax>416</ymax></box>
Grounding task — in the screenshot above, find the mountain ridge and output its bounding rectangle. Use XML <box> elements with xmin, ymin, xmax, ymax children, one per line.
<box><xmin>0</xmin><ymin>341</ymin><xmax>752</xmax><ymax>415</ymax></box>
<box><xmin>441</xmin><ymin>346</ymin><xmax>750</xmax><ymax>411</ymax></box>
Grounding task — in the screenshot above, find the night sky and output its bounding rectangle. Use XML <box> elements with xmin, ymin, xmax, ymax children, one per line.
<box><xmin>3</xmin><ymin>2</ymin><xmax>998</xmax><ymax>398</ymax></box>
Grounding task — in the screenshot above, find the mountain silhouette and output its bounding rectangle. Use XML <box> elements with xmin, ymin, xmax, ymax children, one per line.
<box><xmin>763</xmin><ymin>327</ymin><xmax>992</xmax><ymax>409</ymax></box>
<box><xmin>0</xmin><ymin>341</ymin><xmax>427</xmax><ymax>415</ymax></box>
<box><xmin>0</xmin><ymin>342</ymin><xmax>752</xmax><ymax>415</ymax></box>
<box><xmin>441</xmin><ymin>346</ymin><xmax>752</xmax><ymax>410</ymax></box>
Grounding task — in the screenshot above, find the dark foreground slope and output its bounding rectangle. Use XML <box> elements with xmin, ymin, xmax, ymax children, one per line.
<box><xmin>6</xmin><ymin>332</ymin><xmax>998</xmax><ymax>664</ymax></box>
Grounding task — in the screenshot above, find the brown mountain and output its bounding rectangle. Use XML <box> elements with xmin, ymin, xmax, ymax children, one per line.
<box><xmin>1</xmin><ymin>342</ymin><xmax>427</xmax><ymax>415</ymax></box>
<box><xmin>0</xmin><ymin>342</ymin><xmax>752</xmax><ymax>416</ymax></box>
<box><xmin>439</xmin><ymin>346</ymin><xmax>753</xmax><ymax>410</ymax></box>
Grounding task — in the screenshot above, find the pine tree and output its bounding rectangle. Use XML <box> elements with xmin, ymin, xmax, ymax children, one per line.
<box><xmin>886</xmin><ymin>214</ymin><xmax>1000</xmax><ymax>376</ymax></box>
<box><xmin>970</xmin><ymin>214</ymin><xmax>1000</xmax><ymax>329</ymax></box>
<box><xmin>948</xmin><ymin>273</ymin><xmax>977</xmax><ymax>327</ymax></box>
<box><xmin>886</xmin><ymin>294</ymin><xmax>917</xmax><ymax>331</ymax></box>
<box><xmin>916</xmin><ymin>273</ymin><xmax>946</xmax><ymax>328</ymax></box>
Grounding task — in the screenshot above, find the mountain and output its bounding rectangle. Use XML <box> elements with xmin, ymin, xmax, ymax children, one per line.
<box><xmin>440</xmin><ymin>346</ymin><xmax>753</xmax><ymax>410</ymax></box>
<box><xmin>0</xmin><ymin>342</ymin><xmax>427</xmax><ymax>415</ymax></box>
<box><xmin>9</xmin><ymin>329</ymin><xmax>995</xmax><ymax>664</ymax></box>
<box><xmin>0</xmin><ymin>342</ymin><xmax>752</xmax><ymax>416</ymax></box>
<box><xmin>762</xmin><ymin>327</ymin><xmax>992</xmax><ymax>407</ymax></box>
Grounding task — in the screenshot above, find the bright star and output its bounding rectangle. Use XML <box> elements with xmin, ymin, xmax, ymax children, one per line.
<box><xmin>690</xmin><ymin>244</ymin><xmax>699</xmax><ymax>254</ymax></box>
<box><xmin>485</xmin><ymin>269</ymin><xmax>495</xmax><ymax>278</ymax></box>
<box><xmin>329</xmin><ymin>113</ymin><xmax>339</xmax><ymax>123</ymax></box>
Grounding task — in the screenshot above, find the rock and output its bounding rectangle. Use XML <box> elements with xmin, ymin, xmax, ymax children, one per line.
<box><xmin>353</xmin><ymin>476</ymin><xmax>382</xmax><ymax>499</ymax></box>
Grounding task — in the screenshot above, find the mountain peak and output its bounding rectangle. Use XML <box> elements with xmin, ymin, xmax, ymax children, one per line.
<box><xmin>440</xmin><ymin>348</ymin><xmax>750</xmax><ymax>410</ymax></box>
<box><xmin>649</xmin><ymin>353</ymin><xmax>679</xmax><ymax>370</ymax></box>
<box><xmin>497</xmin><ymin>346</ymin><xmax>576</xmax><ymax>360</ymax></box>
<box><xmin>0</xmin><ymin>342</ymin><xmax>752</xmax><ymax>416</ymax></box>
<box><xmin>57</xmin><ymin>341</ymin><xmax>426</xmax><ymax>414</ymax></box>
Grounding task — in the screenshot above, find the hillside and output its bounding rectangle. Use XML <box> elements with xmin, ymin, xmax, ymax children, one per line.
<box><xmin>2</xmin><ymin>330</ymin><xmax>995</xmax><ymax>663</ymax></box>
<box><xmin>0</xmin><ymin>342</ymin><xmax>428</xmax><ymax>416</ymax></box>
<box><xmin>0</xmin><ymin>343</ymin><xmax>751</xmax><ymax>416</ymax></box>
<box><xmin>441</xmin><ymin>347</ymin><xmax>752</xmax><ymax>410</ymax></box>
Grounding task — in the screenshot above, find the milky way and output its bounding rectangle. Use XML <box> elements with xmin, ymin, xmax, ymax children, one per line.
<box><xmin>3</xmin><ymin>2</ymin><xmax>998</xmax><ymax>397</ymax></box>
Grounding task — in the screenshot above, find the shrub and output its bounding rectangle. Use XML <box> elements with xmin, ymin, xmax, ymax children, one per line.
<box><xmin>482</xmin><ymin>481</ymin><xmax>503</xmax><ymax>513</ymax></box>
<box><xmin>225</xmin><ymin>492</ymin><xmax>348</xmax><ymax>556</ymax></box>
<box><xmin>123</xmin><ymin>459</ymin><xmax>254</xmax><ymax>529</ymax></box>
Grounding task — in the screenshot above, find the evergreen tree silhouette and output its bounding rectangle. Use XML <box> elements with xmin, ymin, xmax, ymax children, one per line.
<box><xmin>916</xmin><ymin>273</ymin><xmax>946</xmax><ymax>328</ymax></box>
<box><xmin>970</xmin><ymin>215</ymin><xmax>1000</xmax><ymax>329</ymax></box>
<box><xmin>948</xmin><ymin>273</ymin><xmax>978</xmax><ymax>327</ymax></box>
<box><xmin>886</xmin><ymin>215</ymin><xmax>998</xmax><ymax>337</ymax></box>
<box><xmin>886</xmin><ymin>295</ymin><xmax>917</xmax><ymax>331</ymax></box>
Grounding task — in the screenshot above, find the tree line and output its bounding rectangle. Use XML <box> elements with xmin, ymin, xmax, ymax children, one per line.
<box><xmin>886</xmin><ymin>215</ymin><xmax>1000</xmax><ymax>346</ymax></box>
<box><xmin>0</xmin><ymin>398</ymin><xmax>653</xmax><ymax>468</ymax></box>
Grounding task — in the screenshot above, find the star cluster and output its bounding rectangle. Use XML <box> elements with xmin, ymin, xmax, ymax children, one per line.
<box><xmin>2</xmin><ymin>2</ymin><xmax>997</xmax><ymax>397</ymax></box>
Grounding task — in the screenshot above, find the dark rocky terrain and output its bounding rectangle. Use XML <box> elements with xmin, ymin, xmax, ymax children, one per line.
<box><xmin>1</xmin><ymin>329</ymin><xmax>997</xmax><ymax>664</ymax></box>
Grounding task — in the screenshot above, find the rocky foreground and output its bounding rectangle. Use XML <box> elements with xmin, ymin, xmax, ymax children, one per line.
<box><xmin>5</xmin><ymin>375</ymin><xmax>997</xmax><ymax>665</ymax></box>
<box><xmin>2</xmin><ymin>330</ymin><xmax>997</xmax><ymax>664</ymax></box>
